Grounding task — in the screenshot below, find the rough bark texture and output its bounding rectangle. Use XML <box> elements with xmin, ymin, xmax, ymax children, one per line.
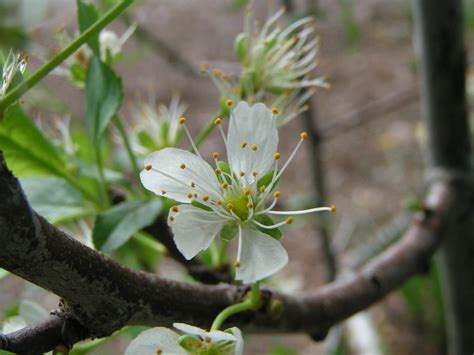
<box><xmin>0</xmin><ymin>151</ymin><xmax>464</xmax><ymax>353</ymax></box>
<box><xmin>413</xmin><ymin>1</ymin><xmax>474</xmax><ymax>354</ymax></box>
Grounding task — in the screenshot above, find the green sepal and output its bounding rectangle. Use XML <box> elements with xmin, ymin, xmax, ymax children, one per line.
<box><xmin>403</xmin><ymin>197</ymin><xmax>424</xmax><ymax>212</ymax></box>
<box><xmin>191</xmin><ymin>200</ymin><xmax>212</xmax><ymax>212</ymax></box>
<box><xmin>218</xmin><ymin>160</ymin><xmax>233</xmax><ymax>184</ymax></box>
<box><xmin>70</xmin><ymin>62</ymin><xmax>87</xmax><ymax>87</ymax></box>
<box><xmin>234</xmin><ymin>32</ymin><xmax>248</xmax><ymax>62</ymax></box>
<box><xmin>254</xmin><ymin>214</ymin><xmax>283</xmax><ymax>240</ymax></box>
<box><xmin>220</xmin><ymin>222</ymin><xmax>239</xmax><ymax>241</ymax></box>
<box><xmin>257</xmin><ymin>170</ymin><xmax>277</xmax><ymax>191</ymax></box>
<box><xmin>137</xmin><ymin>130</ymin><xmax>157</xmax><ymax>152</ymax></box>
<box><xmin>178</xmin><ymin>335</ymin><xmax>202</xmax><ymax>352</ymax></box>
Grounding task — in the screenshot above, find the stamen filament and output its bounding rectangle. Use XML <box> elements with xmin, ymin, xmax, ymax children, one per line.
<box><xmin>267</xmin><ymin>206</ymin><xmax>333</xmax><ymax>215</ymax></box>
<box><xmin>235</xmin><ymin>224</ymin><xmax>243</xmax><ymax>265</ymax></box>
<box><xmin>253</xmin><ymin>219</ymin><xmax>289</xmax><ymax>229</ymax></box>
<box><xmin>182</xmin><ymin>123</ymin><xmax>203</xmax><ymax>159</ymax></box>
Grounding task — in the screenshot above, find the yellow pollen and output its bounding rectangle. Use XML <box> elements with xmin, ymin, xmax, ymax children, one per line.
<box><xmin>234</xmin><ymin>260</ymin><xmax>241</xmax><ymax>268</ymax></box>
<box><xmin>222</xmin><ymin>182</ymin><xmax>229</xmax><ymax>189</ymax></box>
<box><xmin>286</xmin><ymin>217</ymin><xmax>294</xmax><ymax>224</ymax></box>
<box><xmin>191</xmin><ymin>181</ymin><xmax>196</xmax><ymax>188</ymax></box>
<box><xmin>251</xmin><ymin>144</ymin><xmax>257</xmax><ymax>151</ymax></box>
<box><xmin>145</xmin><ymin>164</ymin><xmax>152</xmax><ymax>171</ymax></box>
<box><xmin>273</xmin><ymin>152</ymin><xmax>281</xmax><ymax>160</ymax></box>
<box><xmin>226</xmin><ymin>99</ymin><xmax>233</xmax><ymax>107</ymax></box>
<box><xmin>252</xmin><ymin>171</ymin><xmax>258</xmax><ymax>177</ymax></box>
<box><xmin>241</xmin><ymin>141</ymin><xmax>248</xmax><ymax>148</ymax></box>
<box><xmin>187</xmin><ymin>193</ymin><xmax>193</xmax><ymax>199</ymax></box>
<box><xmin>330</xmin><ymin>205</ymin><xmax>337</xmax><ymax>213</ymax></box>
<box><xmin>215</xmin><ymin>168</ymin><xmax>222</xmax><ymax>175</ymax></box>
<box><xmin>212</xmin><ymin>152</ymin><xmax>219</xmax><ymax>159</ymax></box>
<box><xmin>203</xmin><ymin>195</ymin><xmax>209</xmax><ymax>202</ymax></box>
<box><xmin>244</xmin><ymin>188</ymin><xmax>251</xmax><ymax>196</ymax></box>
<box><xmin>247</xmin><ymin>202</ymin><xmax>253</xmax><ymax>209</ymax></box>
<box><xmin>169</xmin><ymin>216</ymin><xmax>175</xmax><ymax>222</ymax></box>
<box><xmin>214</xmin><ymin>117</ymin><xmax>222</xmax><ymax>125</ymax></box>
<box><xmin>180</xmin><ymin>163</ymin><xmax>186</xmax><ymax>169</ymax></box>
<box><xmin>200</xmin><ymin>63</ymin><xmax>209</xmax><ymax>72</ymax></box>
<box><xmin>273</xmin><ymin>191</ymin><xmax>281</xmax><ymax>198</ymax></box>
<box><xmin>226</xmin><ymin>203</ymin><xmax>234</xmax><ymax>210</ymax></box>
<box><xmin>300</xmin><ymin>131</ymin><xmax>308</xmax><ymax>140</ymax></box>
<box><xmin>271</xmin><ymin>107</ymin><xmax>280</xmax><ymax>115</ymax></box>
<box><xmin>240</xmin><ymin>171</ymin><xmax>245</xmax><ymax>177</ymax></box>
<box><xmin>259</xmin><ymin>185</ymin><xmax>266</xmax><ymax>193</ymax></box>
<box><xmin>171</xmin><ymin>206</ymin><xmax>179</xmax><ymax>212</ymax></box>
<box><xmin>178</xmin><ymin>117</ymin><xmax>186</xmax><ymax>124</ymax></box>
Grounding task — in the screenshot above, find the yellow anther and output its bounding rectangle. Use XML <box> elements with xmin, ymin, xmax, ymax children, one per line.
<box><xmin>226</xmin><ymin>99</ymin><xmax>233</xmax><ymax>107</ymax></box>
<box><xmin>252</xmin><ymin>171</ymin><xmax>258</xmax><ymax>177</ymax></box>
<box><xmin>273</xmin><ymin>152</ymin><xmax>281</xmax><ymax>160</ymax></box>
<box><xmin>169</xmin><ymin>216</ymin><xmax>175</xmax><ymax>222</ymax></box>
<box><xmin>178</xmin><ymin>117</ymin><xmax>186</xmax><ymax>124</ymax></box>
<box><xmin>212</xmin><ymin>152</ymin><xmax>219</xmax><ymax>159</ymax></box>
<box><xmin>300</xmin><ymin>131</ymin><xmax>308</xmax><ymax>140</ymax></box>
<box><xmin>180</xmin><ymin>163</ymin><xmax>186</xmax><ymax>169</ymax></box>
<box><xmin>330</xmin><ymin>205</ymin><xmax>337</xmax><ymax>213</ymax></box>
<box><xmin>226</xmin><ymin>202</ymin><xmax>234</xmax><ymax>210</ymax></box>
<box><xmin>200</xmin><ymin>63</ymin><xmax>209</xmax><ymax>72</ymax></box>
<box><xmin>171</xmin><ymin>206</ymin><xmax>179</xmax><ymax>212</ymax></box>
<box><xmin>191</xmin><ymin>181</ymin><xmax>196</xmax><ymax>188</ymax></box>
<box><xmin>214</xmin><ymin>117</ymin><xmax>222</xmax><ymax>125</ymax></box>
<box><xmin>271</xmin><ymin>107</ymin><xmax>280</xmax><ymax>115</ymax></box>
<box><xmin>187</xmin><ymin>193</ymin><xmax>193</xmax><ymax>199</ymax></box>
<box><xmin>222</xmin><ymin>182</ymin><xmax>229</xmax><ymax>189</ymax></box>
<box><xmin>244</xmin><ymin>188</ymin><xmax>251</xmax><ymax>196</ymax></box>
<box><xmin>217</xmin><ymin>200</ymin><xmax>223</xmax><ymax>205</ymax></box>
<box><xmin>247</xmin><ymin>202</ymin><xmax>253</xmax><ymax>209</ymax></box>
<box><xmin>203</xmin><ymin>195</ymin><xmax>209</xmax><ymax>202</ymax></box>
<box><xmin>215</xmin><ymin>168</ymin><xmax>222</xmax><ymax>175</ymax></box>
<box><xmin>286</xmin><ymin>217</ymin><xmax>294</xmax><ymax>224</ymax></box>
<box><xmin>241</xmin><ymin>141</ymin><xmax>248</xmax><ymax>148</ymax></box>
<box><xmin>273</xmin><ymin>191</ymin><xmax>281</xmax><ymax>198</ymax></box>
<box><xmin>161</xmin><ymin>190</ymin><xmax>167</xmax><ymax>195</ymax></box>
<box><xmin>234</xmin><ymin>260</ymin><xmax>241</xmax><ymax>268</ymax></box>
<box><xmin>259</xmin><ymin>185</ymin><xmax>266</xmax><ymax>193</ymax></box>
<box><xmin>240</xmin><ymin>171</ymin><xmax>245</xmax><ymax>177</ymax></box>
<box><xmin>145</xmin><ymin>164</ymin><xmax>152</xmax><ymax>171</ymax></box>
<box><xmin>251</xmin><ymin>144</ymin><xmax>258</xmax><ymax>151</ymax></box>
<box><xmin>194</xmin><ymin>193</ymin><xmax>198</xmax><ymax>198</ymax></box>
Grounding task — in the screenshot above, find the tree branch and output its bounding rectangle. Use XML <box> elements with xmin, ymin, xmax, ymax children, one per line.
<box><xmin>0</xmin><ymin>150</ymin><xmax>466</xmax><ymax>353</ymax></box>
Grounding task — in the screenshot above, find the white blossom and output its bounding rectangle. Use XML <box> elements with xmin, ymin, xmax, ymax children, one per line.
<box><xmin>0</xmin><ymin>50</ymin><xmax>28</xmax><ymax>97</ymax></box>
<box><xmin>140</xmin><ymin>101</ymin><xmax>335</xmax><ymax>283</ymax></box>
<box><xmin>125</xmin><ymin>323</ymin><xmax>243</xmax><ymax>355</ymax></box>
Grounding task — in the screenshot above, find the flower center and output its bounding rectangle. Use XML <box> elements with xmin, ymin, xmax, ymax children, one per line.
<box><xmin>224</xmin><ymin>190</ymin><xmax>250</xmax><ymax>221</ymax></box>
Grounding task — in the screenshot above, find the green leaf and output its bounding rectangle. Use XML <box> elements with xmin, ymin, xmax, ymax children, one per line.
<box><xmin>220</xmin><ymin>222</ymin><xmax>239</xmax><ymax>241</ymax></box>
<box><xmin>93</xmin><ymin>199</ymin><xmax>163</xmax><ymax>252</ymax></box>
<box><xmin>77</xmin><ymin>0</ymin><xmax>101</xmax><ymax>56</ymax></box>
<box><xmin>86</xmin><ymin>56</ymin><xmax>123</xmax><ymax>146</ymax></box>
<box><xmin>20</xmin><ymin>176</ymin><xmax>95</xmax><ymax>223</ymax></box>
<box><xmin>0</xmin><ymin>104</ymin><xmax>66</xmax><ymax>177</ymax></box>
<box><xmin>254</xmin><ymin>214</ymin><xmax>283</xmax><ymax>240</ymax></box>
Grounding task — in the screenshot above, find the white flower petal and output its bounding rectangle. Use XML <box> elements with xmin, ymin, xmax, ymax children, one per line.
<box><xmin>235</xmin><ymin>228</ymin><xmax>288</xmax><ymax>284</ymax></box>
<box><xmin>227</xmin><ymin>102</ymin><xmax>278</xmax><ymax>179</ymax></box>
<box><xmin>170</xmin><ymin>205</ymin><xmax>226</xmax><ymax>260</ymax></box>
<box><xmin>125</xmin><ymin>328</ymin><xmax>185</xmax><ymax>355</ymax></box>
<box><xmin>140</xmin><ymin>147</ymin><xmax>221</xmax><ymax>203</ymax></box>
<box><xmin>229</xmin><ymin>327</ymin><xmax>244</xmax><ymax>355</ymax></box>
<box><xmin>207</xmin><ymin>329</ymin><xmax>239</xmax><ymax>342</ymax></box>
<box><xmin>173</xmin><ymin>323</ymin><xmax>207</xmax><ymax>337</ymax></box>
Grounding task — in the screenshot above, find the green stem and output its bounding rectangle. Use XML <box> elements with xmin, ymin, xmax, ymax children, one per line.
<box><xmin>114</xmin><ymin>115</ymin><xmax>145</xmax><ymax>194</ymax></box>
<box><xmin>210</xmin><ymin>283</ymin><xmax>261</xmax><ymax>330</ymax></box>
<box><xmin>0</xmin><ymin>0</ymin><xmax>134</xmax><ymax>112</ymax></box>
<box><xmin>95</xmin><ymin>147</ymin><xmax>111</xmax><ymax>207</ymax></box>
<box><xmin>194</xmin><ymin>109</ymin><xmax>224</xmax><ymax>148</ymax></box>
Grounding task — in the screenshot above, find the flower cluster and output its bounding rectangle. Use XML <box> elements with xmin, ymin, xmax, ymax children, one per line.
<box><xmin>125</xmin><ymin>323</ymin><xmax>243</xmax><ymax>355</ymax></box>
<box><xmin>140</xmin><ymin>101</ymin><xmax>334</xmax><ymax>284</ymax></box>
<box><xmin>0</xmin><ymin>50</ymin><xmax>28</xmax><ymax>97</ymax></box>
<box><xmin>130</xmin><ymin>95</ymin><xmax>187</xmax><ymax>155</ymax></box>
<box><xmin>203</xmin><ymin>7</ymin><xmax>328</xmax><ymax>125</ymax></box>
